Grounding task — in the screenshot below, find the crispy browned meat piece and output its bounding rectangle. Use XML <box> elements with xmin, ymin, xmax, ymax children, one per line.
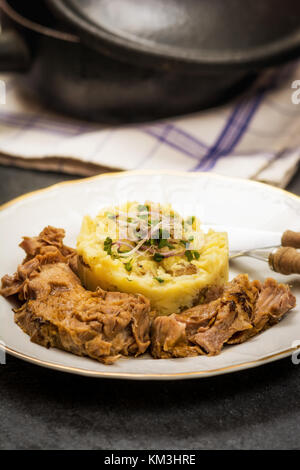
<box><xmin>151</xmin><ymin>274</ymin><xmax>296</xmax><ymax>358</ymax></box>
<box><xmin>20</xmin><ymin>225</ymin><xmax>79</xmax><ymax>274</ymax></box>
<box><xmin>227</xmin><ymin>277</ymin><xmax>296</xmax><ymax>344</ymax></box>
<box><xmin>0</xmin><ymin>227</ymin><xmax>151</xmax><ymax>364</ymax></box>
<box><xmin>151</xmin><ymin>315</ymin><xmax>202</xmax><ymax>359</ymax></box>
<box><xmin>0</xmin><ymin>226</ymin><xmax>78</xmax><ymax>299</ymax></box>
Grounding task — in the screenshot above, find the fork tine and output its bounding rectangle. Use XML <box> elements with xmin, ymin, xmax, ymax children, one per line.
<box><xmin>229</xmin><ymin>245</ymin><xmax>280</xmax><ymax>261</ymax></box>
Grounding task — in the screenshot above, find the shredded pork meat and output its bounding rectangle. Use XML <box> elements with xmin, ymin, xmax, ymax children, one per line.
<box><xmin>0</xmin><ymin>227</ymin><xmax>151</xmax><ymax>364</ymax></box>
<box><xmin>1</xmin><ymin>227</ymin><xmax>296</xmax><ymax>363</ymax></box>
<box><xmin>151</xmin><ymin>274</ymin><xmax>296</xmax><ymax>358</ymax></box>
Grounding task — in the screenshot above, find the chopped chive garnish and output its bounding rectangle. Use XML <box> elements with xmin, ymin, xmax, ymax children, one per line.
<box><xmin>124</xmin><ymin>260</ymin><xmax>133</xmax><ymax>272</ymax></box>
<box><xmin>185</xmin><ymin>250</ymin><xmax>194</xmax><ymax>262</ymax></box>
<box><xmin>104</xmin><ymin>237</ymin><xmax>112</xmax><ymax>255</ymax></box>
<box><xmin>158</xmin><ymin>239</ymin><xmax>168</xmax><ymax>249</ymax></box>
<box><xmin>104</xmin><ymin>205</ymin><xmax>199</xmax><ymax>268</ymax></box>
<box><xmin>153</xmin><ymin>253</ymin><xmax>163</xmax><ymax>262</ymax></box>
<box><xmin>154</xmin><ymin>277</ymin><xmax>164</xmax><ymax>283</ymax></box>
<box><xmin>185</xmin><ymin>250</ymin><xmax>200</xmax><ymax>261</ymax></box>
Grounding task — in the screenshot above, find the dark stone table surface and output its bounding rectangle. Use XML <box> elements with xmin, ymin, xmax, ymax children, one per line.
<box><xmin>0</xmin><ymin>164</ymin><xmax>300</xmax><ymax>450</ymax></box>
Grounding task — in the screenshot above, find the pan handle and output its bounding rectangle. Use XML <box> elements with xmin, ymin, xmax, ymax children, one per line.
<box><xmin>0</xmin><ymin>29</ymin><xmax>30</xmax><ymax>71</ymax></box>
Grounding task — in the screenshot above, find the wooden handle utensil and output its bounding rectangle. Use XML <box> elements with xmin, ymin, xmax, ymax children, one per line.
<box><xmin>230</xmin><ymin>229</ymin><xmax>300</xmax><ymax>275</ymax></box>
<box><xmin>281</xmin><ymin>230</ymin><xmax>300</xmax><ymax>249</ymax></box>
<box><xmin>269</xmin><ymin>246</ymin><xmax>300</xmax><ymax>275</ymax></box>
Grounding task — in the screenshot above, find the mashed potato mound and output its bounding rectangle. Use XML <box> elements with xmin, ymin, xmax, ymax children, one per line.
<box><xmin>77</xmin><ymin>202</ymin><xmax>228</xmax><ymax>316</ymax></box>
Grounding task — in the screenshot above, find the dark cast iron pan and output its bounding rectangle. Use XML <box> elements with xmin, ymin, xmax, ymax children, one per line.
<box><xmin>47</xmin><ymin>0</ymin><xmax>300</xmax><ymax>72</ymax></box>
<box><xmin>0</xmin><ymin>0</ymin><xmax>299</xmax><ymax>123</ymax></box>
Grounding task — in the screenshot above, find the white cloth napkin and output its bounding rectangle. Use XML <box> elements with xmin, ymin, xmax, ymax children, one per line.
<box><xmin>0</xmin><ymin>60</ymin><xmax>299</xmax><ymax>187</ymax></box>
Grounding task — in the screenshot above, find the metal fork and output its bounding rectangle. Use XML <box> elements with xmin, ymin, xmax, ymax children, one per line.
<box><xmin>229</xmin><ymin>245</ymin><xmax>280</xmax><ymax>263</ymax></box>
<box><xmin>228</xmin><ymin>230</ymin><xmax>300</xmax><ymax>275</ymax></box>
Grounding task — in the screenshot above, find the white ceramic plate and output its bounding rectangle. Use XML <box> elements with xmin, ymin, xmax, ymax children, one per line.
<box><xmin>1</xmin><ymin>170</ymin><xmax>300</xmax><ymax>380</ymax></box>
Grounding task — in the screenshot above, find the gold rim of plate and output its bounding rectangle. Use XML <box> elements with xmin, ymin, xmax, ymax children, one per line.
<box><xmin>0</xmin><ymin>169</ymin><xmax>299</xmax><ymax>379</ymax></box>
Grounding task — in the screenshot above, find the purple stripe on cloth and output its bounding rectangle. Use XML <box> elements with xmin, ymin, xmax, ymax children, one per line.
<box><xmin>203</xmin><ymin>94</ymin><xmax>265</xmax><ymax>171</ymax></box>
<box><xmin>0</xmin><ymin>110</ymin><xmax>100</xmax><ymax>135</ymax></box>
<box><xmin>163</xmin><ymin>124</ymin><xmax>207</xmax><ymax>149</ymax></box>
<box><xmin>0</xmin><ymin>111</ymin><xmax>88</xmax><ymax>136</ymax></box>
<box><xmin>141</xmin><ymin>123</ymin><xmax>170</xmax><ymax>137</ymax></box>
<box><xmin>142</xmin><ymin>122</ymin><xmax>208</xmax><ymax>144</ymax></box>
<box><xmin>214</xmin><ymin>100</ymin><xmax>257</xmax><ymax>154</ymax></box>
<box><xmin>137</xmin><ymin>124</ymin><xmax>173</xmax><ymax>168</ymax></box>
<box><xmin>143</xmin><ymin>128</ymin><xmax>206</xmax><ymax>162</ymax></box>
<box><xmin>141</xmin><ymin>123</ymin><xmax>208</xmax><ymax>162</ymax></box>
<box><xmin>193</xmin><ymin>67</ymin><xmax>286</xmax><ymax>172</ymax></box>
<box><xmin>142</xmin><ymin>124</ymin><xmax>207</xmax><ymax>155</ymax></box>
<box><xmin>0</xmin><ymin>113</ymin><xmax>39</xmax><ymax>146</ymax></box>
<box><xmin>192</xmin><ymin>100</ymin><xmax>249</xmax><ymax>171</ymax></box>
